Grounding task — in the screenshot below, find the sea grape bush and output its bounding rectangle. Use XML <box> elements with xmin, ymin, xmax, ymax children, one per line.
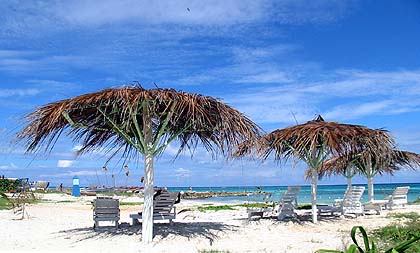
<box><xmin>316</xmin><ymin>226</ymin><xmax>420</xmax><ymax>253</ymax></box>
<box><xmin>0</xmin><ymin>179</ymin><xmax>18</xmax><ymax>193</ymax></box>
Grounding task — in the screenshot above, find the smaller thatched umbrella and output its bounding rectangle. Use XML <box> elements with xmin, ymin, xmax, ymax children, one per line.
<box><xmin>314</xmin><ymin>150</ymin><xmax>420</xmax><ymax>202</ymax></box>
<box><xmin>235</xmin><ymin>115</ymin><xmax>395</xmax><ymax>223</ymax></box>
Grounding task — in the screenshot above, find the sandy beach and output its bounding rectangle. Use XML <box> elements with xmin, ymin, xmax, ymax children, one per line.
<box><xmin>1</xmin><ymin>193</ymin><xmax>418</xmax><ymax>253</ymax></box>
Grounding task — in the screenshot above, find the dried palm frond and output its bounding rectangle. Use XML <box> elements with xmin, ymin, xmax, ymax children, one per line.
<box><xmin>235</xmin><ymin>115</ymin><xmax>395</xmax><ymax>163</ymax></box>
<box><xmin>307</xmin><ymin>150</ymin><xmax>420</xmax><ymax>179</ymax></box>
<box><xmin>17</xmin><ymin>86</ymin><xmax>262</xmax><ymax>159</ymax></box>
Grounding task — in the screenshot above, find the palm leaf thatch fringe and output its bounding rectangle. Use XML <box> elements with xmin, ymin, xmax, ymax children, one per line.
<box><xmin>17</xmin><ymin>86</ymin><xmax>262</xmax><ymax>160</ymax></box>
<box><xmin>310</xmin><ymin>150</ymin><xmax>420</xmax><ymax>179</ymax></box>
<box><xmin>235</xmin><ymin>115</ymin><xmax>395</xmax><ymax>162</ymax></box>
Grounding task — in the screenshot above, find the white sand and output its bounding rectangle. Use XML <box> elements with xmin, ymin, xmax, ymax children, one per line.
<box><xmin>1</xmin><ymin>193</ymin><xmax>419</xmax><ymax>253</ymax></box>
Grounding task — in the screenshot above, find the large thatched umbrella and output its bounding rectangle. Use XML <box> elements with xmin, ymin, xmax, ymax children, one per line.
<box><xmin>16</xmin><ymin>86</ymin><xmax>261</xmax><ymax>243</ymax></box>
<box><xmin>315</xmin><ymin>150</ymin><xmax>420</xmax><ymax>202</ymax></box>
<box><xmin>235</xmin><ymin>115</ymin><xmax>395</xmax><ymax>223</ymax></box>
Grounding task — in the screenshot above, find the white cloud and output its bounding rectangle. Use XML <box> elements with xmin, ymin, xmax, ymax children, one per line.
<box><xmin>0</xmin><ymin>0</ymin><xmax>354</xmax><ymax>38</ymax></box>
<box><xmin>0</xmin><ymin>163</ymin><xmax>18</xmax><ymax>170</ymax></box>
<box><xmin>226</xmin><ymin>68</ymin><xmax>420</xmax><ymax>124</ymax></box>
<box><xmin>57</xmin><ymin>160</ymin><xmax>74</xmax><ymax>168</ymax></box>
<box><xmin>57</xmin><ymin>0</ymin><xmax>265</xmax><ymax>26</ymax></box>
<box><xmin>237</xmin><ymin>71</ymin><xmax>293</xmax><ymax>83</ymax></box>
<box><xmin>175</xmin><ymin>167</ymin><xmax>192</xmax><ymax>178</ymax></box>
<box><xmin>324</xmin><ymin>101</ymin><xmax>392</xmax><ymax>120</ymax></box>
<box><xmin>40</xmin><ymin>170</ymin><xmax>97</xmax><ymax>178</ymax></box>
<box><xmin>0</xmin><ymin>88</ymin><xmax>40</xmax><ymax>98</ymax></box>
<box><xmin>71</xmin><ymin>145</ymin><xmax>83</xmax><ymax>152</ymax></box>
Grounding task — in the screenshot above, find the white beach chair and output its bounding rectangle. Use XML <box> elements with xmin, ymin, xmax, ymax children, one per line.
<box><xmin>363</xmin><ymin>186</ymin><xmax>410</xmax><ymax>214</ymax></box>
<box><xmin>277</xmin><ymin>186</ymin><xmax>301</xmax><ymax>220</ymax></box>
<box><xmin>130</xmin><ymin>191</ymin><xmax>179</xmax><ymax>225</ymax></box>
<box><xmin>387</xmin><ymin>186</ymin><xmax>410</xmax><ymax>209</ymax></box>
<box><xmin>93</xmin><ymin>197</ymin><xmax>120</xmax><ymax>229</ymax></box>
<box><xmin>318</xmin><ymin>186</ymin><xmax>365</xmax><ymax>216</ymax></box>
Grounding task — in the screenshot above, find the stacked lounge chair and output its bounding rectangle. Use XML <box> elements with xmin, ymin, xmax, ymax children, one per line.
<box><xmin>318</xmin><ymin>186</ymin><xmax>365</xmax><ymax>217</ymax></box>
<box><xmin>277</xmin><ymin>186</ymin><xmax>301</xmax><ymax>220</ymax></box>
<box><xmin>130</xmin><ymin>191</ymin><xmax>179</xmax><ymax>225</ymax></box>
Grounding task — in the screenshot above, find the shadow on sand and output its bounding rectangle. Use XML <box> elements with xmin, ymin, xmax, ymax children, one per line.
<box><xmin>56</xmin><ymin>221</ymin><xmax>238</xmax><ymax>244</ymax></box>
<box><xmin>249</xmin><ymin>211</ymin><xmax>343</xmax><ymax>225</ymax></box>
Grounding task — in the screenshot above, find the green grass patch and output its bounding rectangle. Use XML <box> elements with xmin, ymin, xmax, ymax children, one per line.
<box><xmin>297</xmin><ymin>204</ymin><xmax>312</xmax><ymax>210</ymax></box>
<box><xmin>197</xmin><ymin>205</ymin><xmax>235</xmax><ymax>212</ymax></box>
<box><xmin>409</xmin><ymin>199</ymin><xmax>420</xmax><ymax>205</ymax></box>
<box><xmin>56</xmin><ymin>200</ymin><xmax>75</xmax><ymax>203</ymax></box>
<box><xmin>44</xmin><ymin>190</ymin><xmax>65</xmax><ymax>194</ymax></box>
<box><xmin>236</xmin><ymin>202</ymin><xmax>272</xmax><ymax>208</ymax></box>
<box><xmin>371</xmin><ymin>212</ymin><xmax>420</xmax><ymax>252</ymax></box>
<box><xmin>120</xmin><ymin>202</ymin><xmax>143</xmax><ymax>206</ymax></box>
<box><xmin>387</xmin><ymin>212</ymin><xmax>420</xmax><ymax>220</ymax></box>
<box><xmin>0</xmin><ymin>196</ymin><xmax>11</xmax><ymax>210</ymax></box>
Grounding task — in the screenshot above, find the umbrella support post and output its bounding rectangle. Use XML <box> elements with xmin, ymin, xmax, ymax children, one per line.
<box><xmin>311</xmin><ymin>167</ymin><xmax>318</xmax><ymax>223</ymax></box>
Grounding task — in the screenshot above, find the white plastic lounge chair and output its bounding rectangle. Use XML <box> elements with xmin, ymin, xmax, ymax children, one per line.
<box><xmin>130</xmin><ymin>191</ymin><xmax>179</xmax><ymax>225</ymax></box>
<box><xmin>387</xmin><ymin>186</ymin><xmax>410</xmax><ymax>209</ymax></box>
<box><xmin>93</xmin><ymin>197</ymin><xmax>120</xmax><ymax>228</ymax></box>
<box><xmin>277</xmin><ymin>186</ymin><xmax>301</xmax><ymax>220</ymax></box>
<box><xmin>364</xmin><ymin>186</ymin><xmax>410</xmax><ymax>214</ymax></box>
<box><xmin>318</xmin><ymin>186</ymin><xmax>365</xmax><ymax>216</ymax></box>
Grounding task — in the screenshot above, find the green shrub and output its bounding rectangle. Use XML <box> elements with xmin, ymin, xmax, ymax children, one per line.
<box><xmin>0</xmin><ymin>179</ymin><xmax>18</xmax><ymax>193</ymax></box>
<box><xmin>317</xmin><ymin>226</ymin><xmax>420</xmax><ymax>253</ymax></box>
<box><xmin>0</xmin><ymin>194</ymin><xmax>11</xmax><ymax>210</ymax></box>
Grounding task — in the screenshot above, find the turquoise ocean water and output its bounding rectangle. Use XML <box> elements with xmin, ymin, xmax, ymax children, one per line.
<box><xmin>168</xmin><ymin>183</ymin><xmax>420</xmax><ymax>204</ymax></box>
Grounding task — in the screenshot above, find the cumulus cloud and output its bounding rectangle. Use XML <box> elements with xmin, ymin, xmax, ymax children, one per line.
<box><xmin>57</xmin><ymin>160</ymin><xmax>74</xmax><ymax>168</ymax></box>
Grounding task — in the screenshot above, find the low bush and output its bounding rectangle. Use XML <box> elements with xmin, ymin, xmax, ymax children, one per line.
<box><xmin>317</xmin><ymin>226</ymin><xmax>420</xmax><ymax>253</ymax></box>
<box><xmin>0</xmin><ymin>179</ymin><xmax>18</xmax><ymax>193</ymax></box>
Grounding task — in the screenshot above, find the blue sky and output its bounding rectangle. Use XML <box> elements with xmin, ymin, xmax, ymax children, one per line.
<box><xmin>0</xmin><ymin>0</ymin><xmax>420</xmax><ymax>187</ymax></box>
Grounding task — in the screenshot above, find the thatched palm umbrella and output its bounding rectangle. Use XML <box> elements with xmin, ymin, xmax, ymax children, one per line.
<box><xmin>16</xmin><ymin>86</ymin><xmax>261</xmax><ymax>243</ymax></box>
<box><xmin>235</xmin><ymin>115</ymin><xmax>395</xmax><ymax>223</ymax></box>
<box><xmin>315</xmin><ymin>150</ymin><xmax>420</xmax><ymax>202</ymax></box>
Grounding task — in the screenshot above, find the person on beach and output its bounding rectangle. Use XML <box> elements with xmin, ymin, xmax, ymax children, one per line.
<box><xmin>58</xmin><ymin>183</ymin><xmax>63</xmax><ymax>192</ymax></box>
